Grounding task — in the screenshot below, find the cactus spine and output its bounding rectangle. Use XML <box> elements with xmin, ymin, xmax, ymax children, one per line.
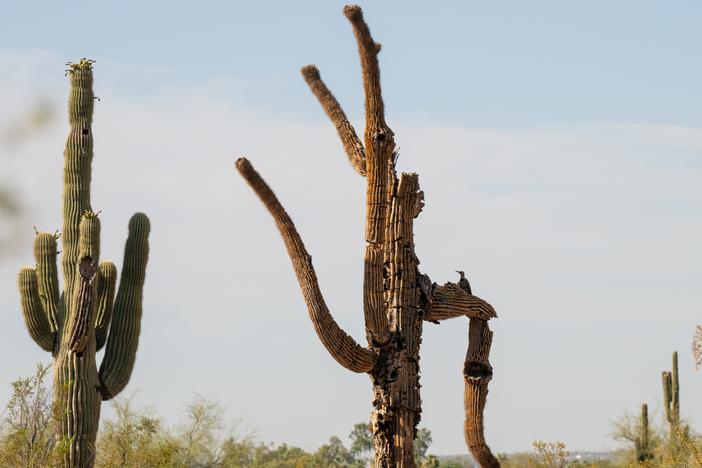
<box><xmin>635</xmin><ymin>403</ymin><xmax>652</xmax><ymax>462</ymax></box>
<box><xmin>237</xmin><ymin>5</ymin><xmax>499</xmax><ymax>467</ymax></box>
<box><xmin>661</xmin><ymin>351</ymin><xmax>680</xmax><ymax>447</ymax></box>
<box><xmin>17</xmin><ymin>59</ymin><xmax>150</xmax><ymax>468</ymax></box>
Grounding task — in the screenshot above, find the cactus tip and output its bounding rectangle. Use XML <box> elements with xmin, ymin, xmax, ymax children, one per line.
<box><xmin>301</xmin><ymin>64</ymin><xmax>320</xmax><ymax>80</ymax></box>
<box><xmin>343</xmin><ymin>4</ymin><xmax>363</xmax><ymax>19</ymax></box>
<box><xmin>128</xmin><ymin>212</ymin><xmax>150</xmax><ymax>233</ymax></box>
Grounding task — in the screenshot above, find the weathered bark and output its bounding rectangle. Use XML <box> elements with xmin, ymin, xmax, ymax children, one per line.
<box><xmin>237</xmin><ymin>5</ymin><xmax>499</xmax><ymax>467</ymax></box>
<box><xmin>17</xmin><ymin>60</ymin><xmax>150</xmax><ymax>468</ymax></box>
<box><xmin>463</xmin><ymin>319</ymin><xmax>499</xmax><ymax>468</ymax></box>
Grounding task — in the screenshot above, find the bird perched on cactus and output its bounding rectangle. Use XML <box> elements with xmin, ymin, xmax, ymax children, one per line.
<box><xmin>456</xmin><ymin>270</ymin><xmax>472</xmax><ymax>295</ymax></box>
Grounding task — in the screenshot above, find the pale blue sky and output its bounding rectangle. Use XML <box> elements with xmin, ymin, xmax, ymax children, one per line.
<box><xmin>4</xmin><ymin>1</ymin><xmax>702</xmax><ymax>125</ymax></box>
<box><xmin>1</xmin><ymin>0</ymin><xmax>701</xmax><ymax>456</ymax></box>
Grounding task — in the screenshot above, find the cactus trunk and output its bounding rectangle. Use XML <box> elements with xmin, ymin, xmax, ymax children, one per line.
<box><xmin>635</xmin><ymin>403</ymin><xmax>652</xmax><ymax>462</ymax></box>
<box><xmin>237</xmin><ymin>5</ymin><xmax>499</xmax><ymax>467</ymax></box>
<box><xmin>17</xmin><ymin>60</ymin><xmax>150</xmax><ymax>468</ymax></box>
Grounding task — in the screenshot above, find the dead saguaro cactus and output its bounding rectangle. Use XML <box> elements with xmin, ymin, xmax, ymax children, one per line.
<box><xmin>17</xmin><ymin>59</ymin><xmax>150</xmax><ymax>467</ymax></box>
<box><xmin>236</xmin><ymin>6</ymin><xmax>499</xmax><ymax>467</ymax></box>
<box><xmin>635</xmin><ymin>403</ymin><xmax>652</xmax><ymax>462</ymax></box>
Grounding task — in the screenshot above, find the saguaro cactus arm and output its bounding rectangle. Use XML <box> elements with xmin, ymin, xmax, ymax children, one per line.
<box><xmin>301</xmin><ymin>65</ymin><xmax>366</xmax><ymax>176</ymax></box>
<box><xmin>424</xmin><ymin>283</ymin><xmax>497</xmax><ymax>322</ymax></box>
<box><xmin>661</xmin><ymin>351</ymin><xmax>680</xmax><ymax>426</ymax></box>
<box><xmin>464</xmin><ymin>318</ymin><xmax>499</xmax><ymax>468</ymax></box>
<box><xmin>344</xmin><ymin>4</ymin><xmax>387</xmax><ymax>131</ymax></box>
<box><xmin>33</xmin><ymin>233</ymin><xmax>61</xmax><ymax>332</ymax></box>
<box><xmin>94</xmin><ymin>261</ymin><xmax>117</xmax><ymax>350</ymax></box>
<box><xmin>236</xmin><ymin>157</ymin><xmax>378</xmax><ymax>373</ymax></box>
<box><xmin>351</xmin><ymin>4</ymin><xmax>396</xmax><ymax>345</ymax></box>
<box><xmin>18</xmin><ymin>268</ymin><xmax>54</xmax><ymax>352</ymax></box>
<box><xmin>98</xmin><ymin>213</ymin><xmax>150</xmax><ymax>400</ymax></box>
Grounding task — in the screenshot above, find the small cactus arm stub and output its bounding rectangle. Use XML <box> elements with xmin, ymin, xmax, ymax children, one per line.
<box><xmin>236</xmin><ymin>5</ymin><xmax>499</xmax><ymax>467</ymax></box>
<box><xmin>17</xmin><ymin>60</ymin><xmax>150</xmax><ymax>468</ymax></box>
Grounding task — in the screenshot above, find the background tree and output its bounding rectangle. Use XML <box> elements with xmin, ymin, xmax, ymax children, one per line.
<box><xmin>236</xmin><ymin>5</ymin><xmax>499</xmax><ymax>466</ymax></box>
<box><xmin>0</xmin><ymin>363</ymin><xmax>56</xmax><ymax>467</ymax></box>
<box><xmin>349</xmin><ymin>422</ymin><xmax>373</xmax><ymax>464</ymax></box>
<box><xmin>95</xmin><ymin>398</ymin><xmax>178</xmax><ymax>468</ymax></box>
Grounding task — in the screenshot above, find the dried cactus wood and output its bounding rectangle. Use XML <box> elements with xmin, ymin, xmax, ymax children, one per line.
<box><xmin>236</xmin><ymin>6</ymin><xmax>498</xmax><ymax>467</ymax></box>
<box><xmin>17</xmin><ymin>59</ymin><xmax>150</xmax><ymax>468</ymax></box>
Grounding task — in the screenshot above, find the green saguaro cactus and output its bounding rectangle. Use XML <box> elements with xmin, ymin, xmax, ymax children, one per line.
<box><xmin>661</xmin><ymin>351</ymin><xmax>680</xmax><ymax>447</ymax></box>
<box><xmin>662</xmin><ymin>352</ymin><xmax>680</xmax><ymax>425</ymax></box>
<box><xmin>635</xmin><ymin>403</ymin><xmax>652</xmax><ymax>462</ymax></box>
<box><xmin>17</xmin><ymin>59</ymin><xmax>150</xmax><ymax>467</ymax></box>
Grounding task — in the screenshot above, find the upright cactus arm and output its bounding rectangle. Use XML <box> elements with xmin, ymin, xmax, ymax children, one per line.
<box><xmin>94</xmin><ymin>261</ymin><xmax>117</xmax><ymax>350</ymax></box>
<box><xmin>33</xmin><ymin>232</ymin><xmax>61</xmax><ymax>332</ymax></box>
<box><xmin>671</xmin><ymin>351</ymin><xmax>679</xmax><ymax>423</ymax></box>
<box><xmin>236</xmin><ymin>157</ymin><xmax>378</xmax><ymax>373</ymax></box>
<box><xmin>18</xmin><ymin>268</ymin><xmax>55</xmax><ymax>352</ymax></box>
<box><xmin>301</xmin><ymin>65</ymin><xmax>366</xmax><ymax>176</ymax></box>
<box><xmin>463</xmin><ymin>318</ymin><xmax>499</xmax><ymax>468</ymax></box>
<box><xmin>424</xmin><ymin>283</ymin><xmax>497</xmax><ymax>322</ymax></box>
<box><xmin>344</xmin><ymin>4</ymin><xmax>387</xmax><ymax>132</ymax></box>
<box><xmin>350</xmin><ymin>5</ymin><xmax>396</xmax><ymax>345</ymax></box>
<box><xmin>662</xmin><ymin>371</ymin><xmax>672</xmax><ymax>423</ymax></box>
<box><xmin>98</xmin><ymin>213</ymin><xmax>150</xmax><ymax>400</ymax></box>
<box><xmin>78</xmin><ymin>212</ymin><xmax>101</xmax><ymax>264</ymax></box>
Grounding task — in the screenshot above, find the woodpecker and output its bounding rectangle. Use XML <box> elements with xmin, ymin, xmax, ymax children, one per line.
<box><xmin>456</xmin><ymin>270</ymin><xmax>472</xmax><ymax>295</ymax></box>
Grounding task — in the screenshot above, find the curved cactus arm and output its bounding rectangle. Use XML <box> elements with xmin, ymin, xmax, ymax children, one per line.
<box><xmin>18</xmin><ymin>268</ymin><xmax>55</xmax><ymax>352</ymax></box>
<box><xmin>98</xmin><ymin>212</ymin><xmax>150</xmax><ymax>400</ymax></box>
<box><xmin>236</xmin><ymin>158</ymin><xmax>378</xmax><ymax>373</ymax></box>
<box><xmin>33</xmin><ymin>232</ymin><xmax>61</xmax><ymax>332</ymax></box>
<box><xmin>301</xmin><ymin>65</ymin><xmax>366</xmax><ymax>176</ymax></box>
<box><xmin>463</xmin><ymin>318</ymin><xmax>499</xmax><ymax>468</ymax></box>
<box><xmin>94</xmin><ymin>261</ymin><xmax>117</xmax><ymax>351</ymax></box>
<box><xmin>424</xmin><ymin>283</ymin><xmax>497</xmax><ymax>322</ymax></box>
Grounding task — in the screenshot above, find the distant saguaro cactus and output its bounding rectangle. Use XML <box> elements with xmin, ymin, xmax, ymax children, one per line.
<box><xmin>17</xmin><ymin>59</ymin><xmax>150</xmax><ymax>467</ymax></box>
<box><xmin>661</xmin><ymin>351</ymin><xmax>680</xmax><ymax>446</ymax></box>
<box><xmin>236</xmin><ymin>6</ymin><xmax>499</xmax><ymax>467</ymax></box>
<box><xmin>635</xmin><ymin>403</ymin><xmax>652</xmax><ymax>462</ymax></box>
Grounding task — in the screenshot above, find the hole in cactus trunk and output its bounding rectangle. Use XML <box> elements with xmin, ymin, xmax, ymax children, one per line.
<box><xmin>464</xmin><ymin>361</ymin><xmax>492</xmax><ymax>380</ymax></box>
